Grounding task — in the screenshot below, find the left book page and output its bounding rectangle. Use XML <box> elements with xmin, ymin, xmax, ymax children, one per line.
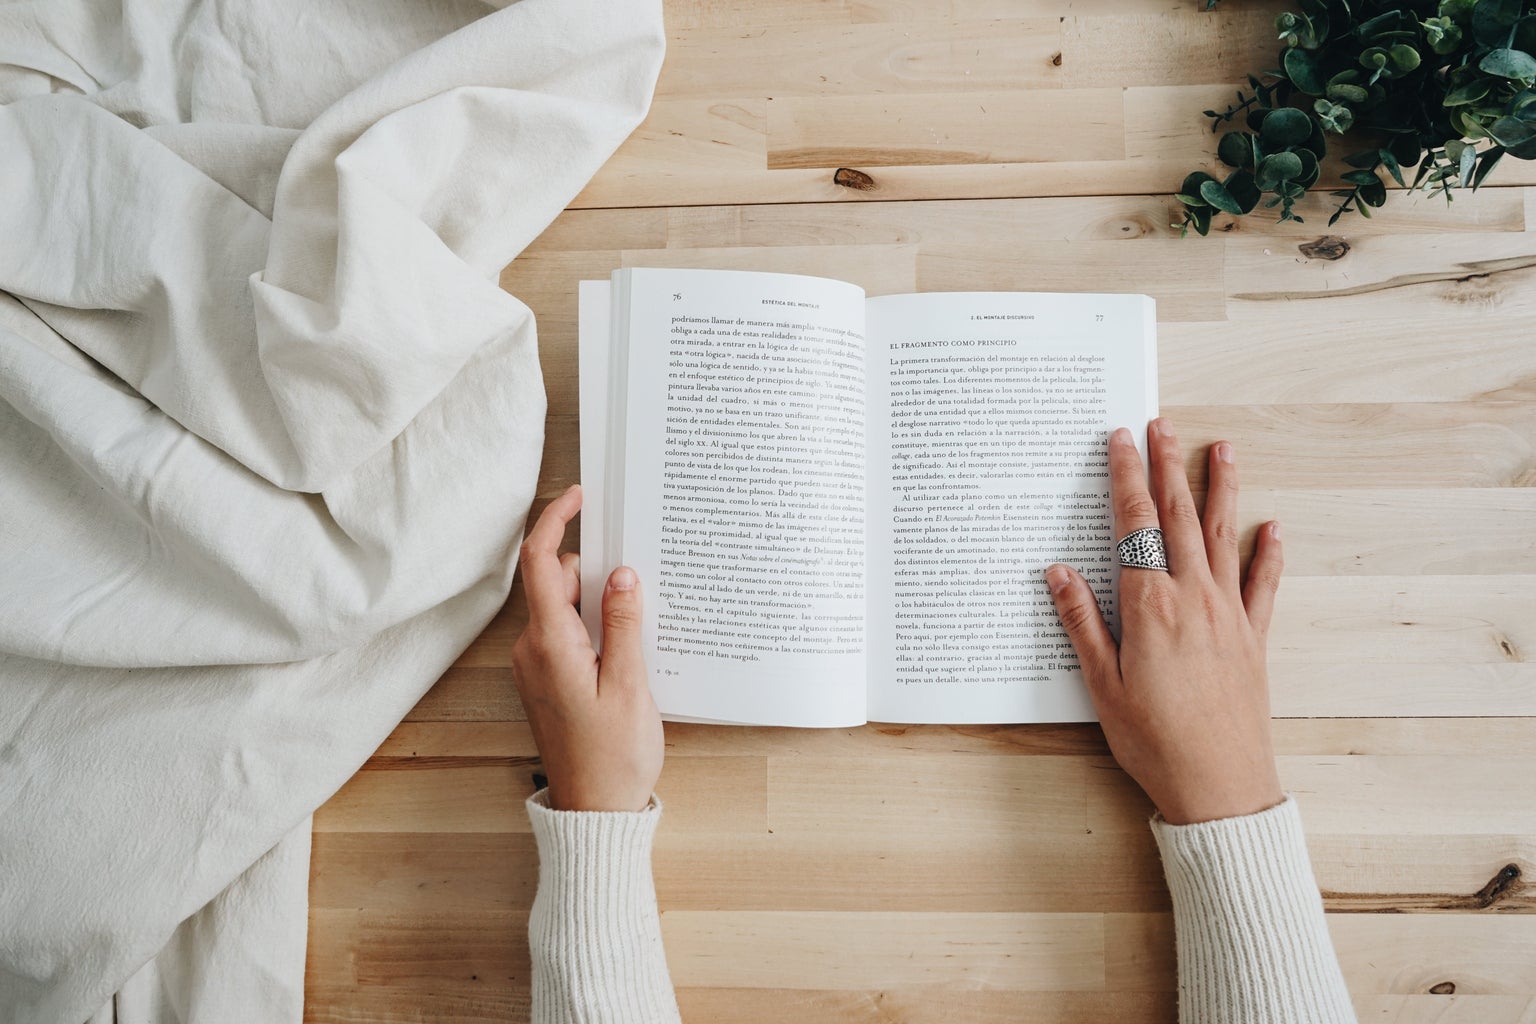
<box><xmin>580</xmin><ymin>268</ymin><xmax>870</xmax><ymax>727</ymax></box>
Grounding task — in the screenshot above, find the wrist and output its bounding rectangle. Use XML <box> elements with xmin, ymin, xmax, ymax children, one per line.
<box><xmin>546</xmin><ymin>775</ymin><xmax>657</xmax><ymax>814</ymax></box>
<box><xmin>1156</xmin><ymin>781</ymin><xmax>1285</xmax><ymax>826</ymax></box>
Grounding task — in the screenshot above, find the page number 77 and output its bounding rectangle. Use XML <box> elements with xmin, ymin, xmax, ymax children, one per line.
<box><xmin>1095</xmin><ymin>314</ymin><xmax>1104</xmax><ymax>321</ymax></box>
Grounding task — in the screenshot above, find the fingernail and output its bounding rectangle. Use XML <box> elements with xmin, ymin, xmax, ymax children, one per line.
<box><xmin>565</xmin><ymin>483</ymin><xmax>581</xmax><ymax>495</ymax></box>
<box><xmin>1110</xmin><ymin>427</ymin><xmax>1132</xmax><ymax>446</ymax></box>
<box><xmin>1153</xmin><ymin>418</ymin><xmax>1173</xmax><ymax>437</ymax></box>
<box><xmin>1045</xmin><ymin>566</ymin><xmax>1071</xmax><ymax>595</ymax></box>
<box><xmin>1269</xmin><ymin>521</ymin><xmax>1282</xmax><ymax>540</ymax></box>
<box><xmin>1215</xmin><ymin>441</ymin><xmax>1233</xmax><ymax>464</ymax></box>
<box><xmin>609</xmin><ymin>565</ymin><xmax>637</xmax><ymax>590</ymax></box>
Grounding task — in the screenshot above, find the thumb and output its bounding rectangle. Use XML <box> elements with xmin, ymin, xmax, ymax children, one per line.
<box><xmin>598</xmin><ymin>565</ymin><xmax>645</xmax><ymax>686</ymax></box>
<box><xmin>1045</xmin><ymin>564</ymin><xmax>1120</xmax><ymax>688</ymax></box>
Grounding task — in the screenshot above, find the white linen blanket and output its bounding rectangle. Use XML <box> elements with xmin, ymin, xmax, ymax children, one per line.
<box><xmin>0</xmin><ymin>2</ymin><xmax>664</xmax><ymax>1020</ymax></box>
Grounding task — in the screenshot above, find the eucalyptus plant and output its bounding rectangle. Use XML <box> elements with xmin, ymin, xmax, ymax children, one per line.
<box><xmin>1178</xmin><ymin>0</ymin><xmax>1536</xmax><ymax>235</ymax></box>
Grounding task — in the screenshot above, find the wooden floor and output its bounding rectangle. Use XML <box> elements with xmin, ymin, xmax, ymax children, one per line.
<box><xmin>305</xmin><ymin>1</ymin><xmax>1536</xmax><ymax>1021</ymax></box>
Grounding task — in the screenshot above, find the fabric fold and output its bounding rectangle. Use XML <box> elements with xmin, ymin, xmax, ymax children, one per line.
<box><xmin>0</xmin><ymin>1</ymin><xmax>666</xmax><ymax>1019</ymax></box>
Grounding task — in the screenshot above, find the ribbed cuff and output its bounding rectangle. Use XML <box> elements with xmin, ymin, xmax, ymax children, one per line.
<box><xmin>1152</xmin><ymin>797</ymin><xmax>1357</xmax><ymax>1024</ymax></box>
<box><xmin>525</xmin><ymin>790</ymin><xmax>681</xmax><ymax>1024</ymax></box>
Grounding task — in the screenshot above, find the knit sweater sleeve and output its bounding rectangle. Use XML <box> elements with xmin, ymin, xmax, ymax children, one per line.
<box><xmin>525</xmin><ymin>790</ymin><xmax>682</xmax><ymax>1024</ymax></box>
<box><xmin>1151</xmin><ymin>796</ymin><xmax>1358</xmax><ymax>1024</ymax></box>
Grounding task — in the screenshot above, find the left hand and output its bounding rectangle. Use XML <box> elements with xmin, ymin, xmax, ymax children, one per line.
<box><xmin>511</xmin><ymin>484</ymin><xmax>664</xmax><ymax>812</ymax></box>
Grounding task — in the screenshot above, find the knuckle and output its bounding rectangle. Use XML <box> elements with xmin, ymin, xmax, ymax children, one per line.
<box><xmin>1119</xmin><ymin>494</ymin><xmax>1158</xmax><ymax>522</ymax></box>
<box><xmin>518</xmin><ymin>539</ymin><xmax>538</xmax><ymax>567</ymax></box>
<box><xmin>1056</xmin><ymin>599</ymin><xmax>1100</xmax><ymax>635</ymax></box>
<box><xmin>1163</xmin><ymin>494</ymin><xmax>1201</xmax><ymax>527</ymax></box>
<box><xmin>1210</xmin><ymin>520</ymin><xmax>1240</xmax><ymax>548</ymax></box>
<box><xmin>605</xmin><ymin>602</ymin><xmax>642</xmax><ymax>631</ymax></box>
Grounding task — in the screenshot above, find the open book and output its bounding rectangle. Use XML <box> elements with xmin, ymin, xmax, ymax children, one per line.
<box><xmin>579</xmin><ymin>268</ymin><xmax>1156</xmax><ymax>727</ymax></box>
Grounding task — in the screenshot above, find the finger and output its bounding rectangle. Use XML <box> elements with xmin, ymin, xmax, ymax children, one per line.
<box><xmin>597</xmin><ymin>566</ymin><xmax>645</xmax><ymax>691</ymax></box>
<box><xmin>1045</xmin><ymin>564</ymin><xmax>1121</xmax><ymax>690</ymax></box>
<box><xmin>559</xmin><ymin>551</ymin><xmax>581</xmax><ymax>607</ymax></box>
<box><xmin>1109</xmin><ymin>427</ymin><xmax>1159</xmax><ymax>540</ymax></box>
<box><xmin>519</xmin><ymin>485</ymin><xmax>583</xmax><ymax>621</ymax></box>
<box><xmin>1242</xmin><ymin>521</ymin><xmax>1284</xmax><ymax>634</ymax></box>
<box><xmin>1203</xmin><ymin>441</ymin><xmax>1241</xmax><ymax>591</ymax></box>
<box><xmin>1146</xmin><ymin>418</ymin><xmax>1208</xmax><ymax>580</ymax></box>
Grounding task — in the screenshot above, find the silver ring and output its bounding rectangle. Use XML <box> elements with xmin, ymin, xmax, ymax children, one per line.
<box><xmin>1117</xmin><ymin>527</ymin><xmax>1169</xmax><ymax>571</ymax></box>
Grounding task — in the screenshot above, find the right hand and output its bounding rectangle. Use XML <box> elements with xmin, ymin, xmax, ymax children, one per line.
<box><xmin>1045</xmin><ymin>419</ymin><xmax>1285</xmax><ymax>826</ymax></box>
<box><xmin>511</xmin><ymin>484</ymin><xmax>664</xmax><ymax>813</ymax></box>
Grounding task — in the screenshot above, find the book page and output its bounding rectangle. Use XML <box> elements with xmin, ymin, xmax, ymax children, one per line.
<box><xmin>591</xmin><ymin>267</ymin><xmax>869</xmax><ymax>727</ymax></box>
<box><xmin>865</xmin><ymin>292</ymin><xmax>1156</xmax><ymax>724</ymax></box>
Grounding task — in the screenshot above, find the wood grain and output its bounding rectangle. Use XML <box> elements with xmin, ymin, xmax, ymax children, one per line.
<box><xmin>307</xmin><ymin>1</ymin><xmax>1536</xmax><ymax>1020</ymax></box>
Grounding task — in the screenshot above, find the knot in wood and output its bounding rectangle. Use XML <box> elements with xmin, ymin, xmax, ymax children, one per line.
<box><xmin>833</xmin><ymin>167</ymin><xmax>877</xmax><ymax>191</ymax></box>
<box><xmin>1298</xmin><ymin>235</ymin><xmax>1350</xmax><ymax>261</ymax></box>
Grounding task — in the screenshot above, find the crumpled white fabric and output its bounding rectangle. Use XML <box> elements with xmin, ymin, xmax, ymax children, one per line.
<box><xmin>0</xmin><ymin>2</ymin><xmax>664</xmax><ymax>1020</ymax></box>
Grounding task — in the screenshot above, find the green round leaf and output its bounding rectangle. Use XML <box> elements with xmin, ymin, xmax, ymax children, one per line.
<box><xmin>1198</xmin><ymin>178</ymin><xmax>1244</xmax><ymax>215</ymax></box>
<box><xmin>1439</xmin><ymin>0</ymin><xmax>1476</xmax><ymax>26</ymax></box>
<box><xmin>1506</xmin><ymin>133</ymin><xmax>1536</xmax><ymax>159</ymax></box>
<box><xmin>1489</xmin><ymin>115</ymin><xmax>1536</xmax><ymax>148</ymax></box>
<box><xmin>1452</xmin><ymin>106</ymin><xmax>1488</xmax><ymax>139</ymax></box>
<box><xmin>1378</xmin><ymin>146</ymin><xmax>1406</xmax><ymax>187</ymax></box>
<box><xmin>1255</xmin><ymin>151</ymin><xmax>1305</xmax><ymax>189</ymax></box>
<box><xmin>1472</xmin><ymin>146</ymin><xmax>1507</xmax><ymax>187</ymax></box>
<box><xmin>1443</xmin><ymin>78</ymin><xmax>1493</xmax><ymax>106</ymax></box>
<box><xmin>1294</xmin><ymin>147</ymin><xmax>1321</xmax><ymax>187</ymax></box>
<box><xmin>1480</xmin><ymin>48</ymin><xmax>1536</xmax><ymax>80</ymax></box>
<box><xmin>1387</xmin><ymin>44</ymin><xmax>1421</xmax><ymax>72</ymax></box>
<box><xmin>1313</xmin><ymin>98</ymin><xmax>1354</xmax><ymax>133</ymax></box>
<box><xmin>1472</xmin><ymin>0</ymin><xmax>1521</xmax><ymax>48</ymax></box>
<box><xmin>1179</xmin><ymin>172</ymin><xmax>1219</xmax><ymax>202</ymax></box>
<box><xmin>1387</xmin><ymin>133</ymin><xmax>1421</xmax><ymax>168</ymax></box>
<box><xmin>1217</xmin><ymin>131</ymin><xmax>1253</xmax><ymax>168</ymax></box>
<box><xmin>1260</xmin><ymin>107</ymin><xmax>1313</xmax><ymax>147</ymax></box>
<box><xmin>1302</xmin><ymin>116</ymin><xmax>1328</xmax><ymax>158</ymax></box>
<box><xmin>1222</xmin><ymin>169</ymin><xmax>1263</xmax><ymax>213</ymax></box>
<box><xmin>1457</xmin><ymin>140</ymin><xmax>1478</xmax><ymax>183</ymax></box>
<box><xmin>1283</xmin><ymin>47</ymin><xmax>1327</xmax><ymax>94</ymax></box>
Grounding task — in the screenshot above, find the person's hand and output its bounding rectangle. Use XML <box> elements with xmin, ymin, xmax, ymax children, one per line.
<box><xmin>1045</xmin><ymin>418</ymin><xmax>1285</xmax><ymax>826</ymax></box>
<box><xmin>511</xmin><ymin>484</ymin><xmax>664</xmax><ymax>812</ymax></box>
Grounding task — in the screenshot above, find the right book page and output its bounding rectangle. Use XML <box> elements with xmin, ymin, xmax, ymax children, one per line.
<box><xmin>864</xmin><ymin>291</ymin><xmax>1158</xmax><ymax>724</ymax></box>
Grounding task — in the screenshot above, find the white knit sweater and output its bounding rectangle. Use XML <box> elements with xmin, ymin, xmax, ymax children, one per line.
<box><xmin>525</xmin><ymin>793</ymin><xmax>1357</xmax><ymax>1023</ymax></box>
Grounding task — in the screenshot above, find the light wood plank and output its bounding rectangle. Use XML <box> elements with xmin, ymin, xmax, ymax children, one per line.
<box><xmin>766</xmin><ymin>89</ymin><xmax>1127</xmax><ymax>169</ymax></box>
<box><xmin>662</xmin><ymin>910</ymin><xmax>1106</xmax><ymax>989</ymax></box>
<box><xmin>366</xmin><ymin>716</ymin><xmax>1536</xmax><ymax>763</ymax></box>
<box><xmin>315</xmin><ymin>757</ymin><xmax>767</xmax><ymax>834</ymax></box>
<box><xmin>658</xmin><ymin>20</ymin><xmax>1067</xmax><ymax>98</ymax></box>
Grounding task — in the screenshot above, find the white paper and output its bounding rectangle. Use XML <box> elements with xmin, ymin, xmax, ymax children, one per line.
<box><xmin>865</xmin><ymin>291</ymin><xmax>1157</xmax><ymax>724</ymax></box>
<box><xmin>597</xmin><ymin>267</ymin><xmax>869</xmax><ymax>727</ymax></box>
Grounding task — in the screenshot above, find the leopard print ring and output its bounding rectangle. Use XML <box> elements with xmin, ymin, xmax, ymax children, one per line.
<box><xmin>1116</xmin><ymin>526</ymin><xmax>1169</xmax><ymax>571</ymax></box>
